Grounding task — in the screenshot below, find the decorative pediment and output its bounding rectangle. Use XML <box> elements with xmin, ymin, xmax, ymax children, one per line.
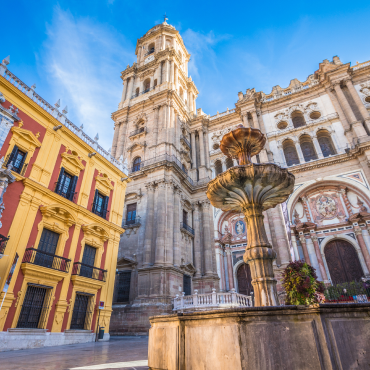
<box><xmin>95</xmin><ymin>173</ymin><xmax>114</xmax><ymax>196</ymax></box>
<box><xmin>40</xmin><ymin>204</ymin><xmax>76</xmax><ymax>228</ymax></box>
<box><xmin>180</xmin><ymin>259</ymin><xmax>196</xmax><ymax>275</ymax></box>
<box><xmin>125</xmin><ymin>190</ymin><xmax>143</xmax><ymax>202</ymax></box>
<box><xmin>134</xmin><ymin>112</ymin><xmax>148</xmax><ymax>127</ymax></box>
<box><xmin>82</xmin><ymin>223</ymin><xmax>109</xmax><ymax>248</ymax></box>
<box><xmin>10</xmin><ymin>122</ymin><xmax>42</xmax><ymax>151</ymax></box>
<box><xmin>127</xmin><ymin>141</ymin><xmax>146</xmax><ymax>152</ymax></box>
<box><xmin>117</xmin><ymin>256</ymin><xmax>137</xmax><ymax>269</ymax></box>
<box><xmin>61</xmin><ymin>151</ymin><xmax>85</xmax><ymax>176</ymax></box>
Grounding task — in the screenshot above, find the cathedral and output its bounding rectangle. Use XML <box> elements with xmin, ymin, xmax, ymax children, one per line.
<box><xmin>109</xmin><ymin>20</ymin><xmax>370</xmax><ymax>334</ymax></box>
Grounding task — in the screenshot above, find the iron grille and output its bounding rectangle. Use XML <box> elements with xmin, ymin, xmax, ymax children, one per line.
<box><xmin>181</xmin><ymin>222</ymin><xmax>195</xmax><ymax>236</ymax></box>
<box><xmin>54</xmin><ymin>181</ymin><xmax>77</xmax><ymax>202</ymax></box>
<box><xmin>17</xmin><ymin>284</ymin><xmax>52</xmax><ymax>329</ymax></box>
<box><xmin>2</xmin><ymin>153</ymin><xmax>28</xmax><ymax>175</ymax></box>
<box><xmin>70</xmin><ymin>293</ymin><xmax>94</xmax><ymax>330</ymax></box>
<box><xmin>0</xmin><ymin>234</ymin><xmax>9</xmax><ymax>255</ymax></box>
<box><xmin>23</xmin><ymin>248</ymin><xmax>71</xmax><ymax>272</ymax></box>
<box><xmin>116</xmin><ymin>271</ymin><xmax>131</xmax><ymax>303</ymax></box>
<box><xmin>72</xmin><ymin>262</ymin><xmax>107</xmax><ymax>282</ymax></box>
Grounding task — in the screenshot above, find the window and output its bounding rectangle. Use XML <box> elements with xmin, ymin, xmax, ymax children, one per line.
<box><xmin>215</xmin><ymin>160</ymin><xmax>223</xmax><ymax>176</ymax></box>
<box><xmin>143</xmin><ymin>79</ymin><xmax>150</xmax><ymax>92</ymax></box>
<box><xmin>116</xmin><ymin>271</ymin><xmax>131</xmax><ymax>303</ymax></box>
<box><xmin>183</xmin><ymin>210</ymin><xmax>188</xmax><ymax>226</ymax></box>
<box><xmin>147</xmin><ymin>43</ymin><xmax>155</xmax><ymax>55</ymax></box>
<box><xmin>183</xmin><ymin>275</ymin><xmax>191</xmax><ymax>296</ymax></box>
<box><xmin>132</xmin><ymin>157</ymin><xmax>142</xmax><ymax>172</ymax></box>
<box><xmin>277</xmin><ymin>121</ymin><xmax>288</xmax><ymax>130</ymax></box>
<box><xmin>225</xmin><ymin>158</ymin><xmax>234</xmax><ymax>169</ymax></box>
<box><xmin>92</xmin><ymin>190</ymin><xmax>109</xmax><ymax>219</ymax></box>
<box><xmin>154</xmin><ymin>79</ymin><xmax>157</xmax><ymax>87</ymax></box>
<box><xmin>55</xmin><ymin>167</ymin><xmax>78</xmax><ymax>201</ymax></box>
<box><xmin>317</xmin><ymin>131</ymin><xmax>336</xmax><ymax>157</ymax></box>
<box><xmin>126</xmin><ymin>203</ymin><xmax>137</xmax><ymax>225</ymax></box>
<box><xmin>80</xmin><ymin>245</ymin><xmax>97</xmax><ymax>279</ymax></box>
<box><xmin>6</xmin><ymin>145</ymin><xmax>27</xmax><ymax>175</ymax></box>
<box><xmin>283</xmin><ymin>140</ymin><xmax>300</xmax><ymax>166</ymax></box>
<box><xmin>135</xmin><ymin>87</ymin><xmax>139</xmax><ymax>97</ymax></box>
<box><xmin>70</xmin><ymin>293</ymin><xmax>94</xmax><ymax>330</ymax></box>
<box><xmin>182</xmin><ymin>163</ymin><xmax>188</xmax><ymax>174</ymax></box>
<box><xmin>291</xmin><ymin>111</ymin><xmax>306</xmax><ymax>128</ymax></box>
<box><xmin>17</xmin><ymin>284</ymin><xmax>52</xmax><ymax>329</ymax></box>
<box><xmin>34</xmin><ymin>229</ymin><xmax>59</xmax><ymax>268</ymax></box>
<box><xmin>309</xmin><ymin>111</ymin><xmax>321</xmax><ymax>120</ymax></box>
<box><xmin>299</xmin><ymin>135</ymin><xmax>318</xmax><ymax>162</ymax></box>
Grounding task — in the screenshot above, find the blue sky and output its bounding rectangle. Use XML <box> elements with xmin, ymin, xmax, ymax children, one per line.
<box><xmin>2</xmin><ymin>0</ymin><xmax>370</xmax><ymax>149</ymax></box>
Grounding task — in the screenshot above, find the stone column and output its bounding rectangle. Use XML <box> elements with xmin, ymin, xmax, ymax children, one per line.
<box><xmin>204</xmin><ymin>130</ymin><xmax>210</xmax><ymax>169</ymax></box>
<box><xmin>310</xmin><ymin>235</ymin><xmax>328</xmax><ymax>281</ymax></box>
<box><xmin>198</xmin><ymin>129</ymin><xmax>205</xmax><ymax>167</ymax></box>
<box><xmin>354</xmin><ymin>227</ymin><xmax>370</xmax><ymax>273</ymax></box>
<box><xmin>295</xmin><ymin>141</ymin><xmax>305</xmax><ymax>163</ymax></box>
<box><xmin>111</xmin><ymin>122</ymin><xmax>120</xmax><ymax>158</ymax></box>
<box><xmin>191</xmin><ymin>132</ymin><xmax>197</xmax><ymax>167</ymax></box>
<box><xmin>333</xmin><ymin>82</ymin><xmax>362</xmax><ymax>130</ymax></box>
<box><xmin>173</xmin><ymin>188</ymin><xmax>181</xmax><ymax>267</ymax></box>
<box><xmin>299</xmin><ymin>236</ymin><xmax>311</xmax><ymax>264</ymax></box>
<box><xmin>193</xmin><ymin>203</ymin><xmax>202</xmax><ymax>276</ymax></box>
<box><xmin>202</xmin><ymin>201</ymin><xmax>213</xmax><ymax>275</ymax></box>
<box><xmin>174</xmin><ymin>64</ymin><xmax>178</xmax><ymax>90</ymax></box>
<box><xmin>251</xmin><ymin>110</ymin><xmax>260</xmax><ymax>130</ymax></box>
<box><xmin>164</xmin><ymin>60</ymin><xmax>170</xmax><ymax>83</ymax></box>
<box><xmin>312</xmin><ymin>136</ymin><xmax>324</xmax><ymax>158</ymax></box>
<box><xmin>344</xmin><ymin>78</ymin><xmax>370</xmax><ymax>126</ymax></box>
<box><xmin>154</xmin><ymin>181</ymin><xmax>167</xmax><ymax>265</ymax></box>
<box><xmin>170</xmin><ymin>60</ymin><xmax>174</xmax><ymax>85</ymax></box>
<box><xmin>121</xmin><ymin>79</ymin><xmax>128</xmax><ymax>103</ymax></box>
<box><xmin>130</xmin><ymin>76</ymin><xmax>136</xmax><ymax>97</ymax></box>
<box><xmin>162</xmin><ymin>35</ymin><xmax>166</xmax><ymax>50</ymax></box>
<box><xmin>115</xmin><ymin>120</ymin><xmax>127</xmax><ymax>160</ymax></box>
<box><xmin>221</xmin><ymin>158</ymin><xmax>227</xmax><ymax>172</ymax></box>
<box><xmin>143</xmin><ymin>182</ymin><xmax>155</xmax><ymax>266</ymax></box>
<box><xmin>165</xmin><ymin>183</ymin><xmax>175</xmax><ymax>266</ymax></box>
<box><xmin>153</xmin><ymin>105</ymin><xmax>160</xmax><ymax>147</ymax></box>
<box><xmin>217</xmin><ymin>248</ymin><xmax>226</xmax><ymax>291</ymax></box>
<box><xmin>290</xmin><ymin>232</ymin><xmax>300</xmax><ymax>261</ymax></box>
<box><xmin>226</xmin><ymin>249</ymin><xmax>234</xmax><ymax>290</ymax></box>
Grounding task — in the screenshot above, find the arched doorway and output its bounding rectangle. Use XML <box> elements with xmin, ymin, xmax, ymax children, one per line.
<box><xmin>324</xmin><ymin>239</ymin><xmax>364</xmax><ymax>284</ymax></box>
<box><xmin>237</xmin><ymin>264</ymin><xmax>254</xmax><ymax>296</ymax></box>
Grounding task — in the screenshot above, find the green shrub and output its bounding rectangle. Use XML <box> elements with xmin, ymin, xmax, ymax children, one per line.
<box><xmin>282</xmin><ymin>260</ymin><xmax>325</xmax><ymax>305</ymax></box>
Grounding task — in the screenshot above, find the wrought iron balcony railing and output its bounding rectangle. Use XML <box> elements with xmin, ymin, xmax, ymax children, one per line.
<box><xmin>180</xmin><ymin>135</ymin><xmax>191</xmax><ymax>149</ymax></box>
<box><xmin>54</xmin><ymin>182</ymin><xmax>77</xmax><ymax>202</ymax></box>
<box><xmin>22</xmin><ymin>248</ymin><xmax>71</xmax><ymax>272</ymax></box>
<box><xmin>2</xmin><ymin>153</ymin><xmax>28</xmax><ymax>176</ymax></box>
<box><xmin>0</xmin><ymin>234</ymin><xmax>9</xmax><ymax>255</ymax></box>
<box><xmin>144</xmin><ymin>49</ymin><xmax>155</xmax><ymax>56</ymax></box>
<box><xmin>181</xmin><ymin>222</ymin><xmax>195</xmax><ymax>236</ymax></box>
<box><xmin>129</xmin><ymin>127</ymin><xmax>146</xmax><ymax>137</ymax></box>
<box><xmin>72</xmin><ymin>262</ymin><xmax>107</xmax><ymax>282</ymax></box>
<box><xmin>122</xmin><ymin>217</ymin><xmax>141</xmax><ymax>228</ymax></box>
<box><xmin>131</xmin><ymin>86</ymin><xmax>156</xmax><ymax>99</ymax></box>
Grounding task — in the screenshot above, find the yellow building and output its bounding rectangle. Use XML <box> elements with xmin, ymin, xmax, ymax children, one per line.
<box><xmin>0</xmin><ymin>59</ymin><xmax>129</xmax><ymax>350</ymax></box>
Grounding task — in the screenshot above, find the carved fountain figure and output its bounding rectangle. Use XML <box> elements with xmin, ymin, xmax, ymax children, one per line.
<box><xmin>207</xmin><ymin>125</ymin><xmax>295</xmax><ymax>306</ymax></box>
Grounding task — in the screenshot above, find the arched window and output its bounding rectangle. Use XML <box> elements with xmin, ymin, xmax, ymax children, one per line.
<box><xmin>283</xmin><ymin>140</ymin><xmax>300</xmax><ymax>166</ymax></box>
<box><xmin>226</xmin><ymin>158</ymin><xmax>234</xmax><ymax>169</ymax></box>
<box><xmin>215</xmin><ymin>160</ymin><xmax>223</xmax><ymax>176</ymax></box>
<box><xmin>299</xmin><ymin>135</ymin><xmax>318</xmax><ymax>162</ymax></box>
<box><xmin>317</xmin><ymin>130</ymin><xmax>336</xmax><ymax>157</ymax></box>
<box><xmin>147</xmin><ymin>43</ymin><xmax>155</xmax><ymax>55</ymax></box>
<box><xmin>154</xmin><ymin>79</ymin><xmax>157</xmax><ymax>87</ymax></box>
<box><xmin>135</xmin><ymin>87</ymin><xmax>139</xmax><ymax>97</ymax></box>
<box><xmin>143</xmin><ymin>79</ymin><xmax>150</xmax><ymax>92</ymax></box>
<box><xmin>291</xmin><ymin>111</ymin><xmax>306</xmax><ymax>128</ymax></box>
<box><xmin>132</xmin><ymin>157</ymin><xmax>141</xmax><ymax>172</ymax></box>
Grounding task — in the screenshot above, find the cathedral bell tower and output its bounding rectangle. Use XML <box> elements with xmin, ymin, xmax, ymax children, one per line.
<box><xmin>110</xmin><ymin>19</ymin><xmax>219</xmax><ymax>334</ymax></box>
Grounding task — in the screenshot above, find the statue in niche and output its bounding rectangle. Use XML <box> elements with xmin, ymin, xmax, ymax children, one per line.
<box><xmin>316</xmin><ymin>195</ymin><xmax>337</xmax><ymax>219</ymax></box>
<box><xmin>293</xmin><ymin>209</ymin><xmax>301</xmax><ymax>225</ymax></box>
<box><xmin>235</xmin><ymin>220</ymin><xmax>245</xmax><ymax>235</ymax></box>
<box><xmin>357</xmin><ymin>197</ymin><xmax>368</xmax><ymax>212</ymax></box>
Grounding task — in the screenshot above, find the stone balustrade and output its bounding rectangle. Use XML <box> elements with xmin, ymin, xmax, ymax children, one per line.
<box><xmin>173</xmin><ymin>288</ymin><xmax>252</xmax><ymax>311</ymax></box>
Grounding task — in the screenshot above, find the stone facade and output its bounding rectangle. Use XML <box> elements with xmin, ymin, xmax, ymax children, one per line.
<box><xmin>110</xmin><ymin>20</ymin><xmax>370</xmax><ymax>332</ymax></box>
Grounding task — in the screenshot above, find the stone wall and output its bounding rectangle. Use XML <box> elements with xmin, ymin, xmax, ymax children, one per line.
<box><xmin>148</xmin><ymin>303</ymin><xmax>370</xmax><ymax>370</ymax></box>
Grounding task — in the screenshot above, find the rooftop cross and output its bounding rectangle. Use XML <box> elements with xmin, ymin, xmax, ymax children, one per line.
<box><xmin>163</xmin><ymin>13</ymin><xmax>168</xmax><ymax>24</ymax></box>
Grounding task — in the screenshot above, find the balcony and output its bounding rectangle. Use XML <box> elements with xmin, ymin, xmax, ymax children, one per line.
<box><xmin>181</xmin><ymin>222</ymin><xmax>195</xmax><ymax>236</ymax></box>
<box><xmin>131</xmin><ymin>86</ymin><xmax>156</xmax><ymax>99</ymax></box>
<box><xmin>54</xmin><ymin>182</ymin><xmax>77</xmax><ymax>202</ymax></box>
<box><xmin>72</xmin><ymin>262</ymin><xmax>107</xmax><ymax>282</ymax></box>
<box><xmin>180</xmin><ymin>135</ymin><xmax>191</xmax><ymax>150</ymax></box>
<box><xmin>2</xmin><ymin>154</ymin><xmax>28</xmax><ymax>176</ymax></box>
<box><xmin>122</xmin><ymin>217</ymin><xmax>141</xmax><ymax>228</ymax></box>
<box><xmin>129</xmin><ymin>127</ymin><xmax>147</xmax><ymax>138</ymax></box>
<box><xmin>144</xmin><ymin>49</ymin><xmax>155</xmax><ymax>56</ymax></box>
<box><xmin>0</xmin><ymin>234</ymin><xmax>9</xmax><ymax>257</ymax></box>
<box><xmin>22</xmin><ymin>248</ymin><xmax>71</xmax><ymax>273</ymax></box>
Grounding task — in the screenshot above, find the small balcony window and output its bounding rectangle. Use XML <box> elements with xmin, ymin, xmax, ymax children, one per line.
<box><xmin>4</xmin><ymin>145</ymin><xmax>28</xmax><ymax>175</ymax></box>
<box><xmin>55</xmin><ymin>167</ymin><xmax>78</xmax><ymax>202</ymax></box>
<box><xmin>92</xmin><ymin>190</ymin><xmax>109</xmax><ymax>219</ymax></box>
<box><xmin>132</xmin><ymin>157</ymin><xmax>142</xmax><ymax>172</ymax></box>
<box><xmin>126</xmin><ymin>203</ymin><xmax>137</xmax><ymax>225</ymax></box>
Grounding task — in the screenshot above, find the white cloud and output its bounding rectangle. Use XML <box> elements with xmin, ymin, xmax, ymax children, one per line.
<box><xmin>38</xmin><ymin>7</ymin><xmax>134</xmax><ymax>150</ymax></box>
